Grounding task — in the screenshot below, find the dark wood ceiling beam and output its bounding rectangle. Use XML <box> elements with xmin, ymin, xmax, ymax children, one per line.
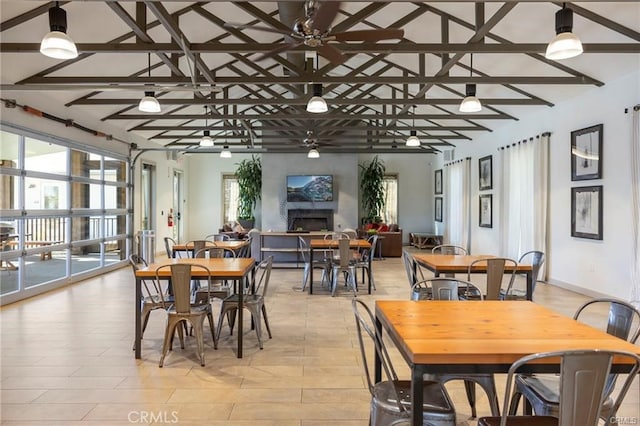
<box><xmin>108</xmin><ymin>113</ymin><xmax>513</xmax><ymax>120</ymax></box>
<box><xmin>135</xmin><ymin>124</ymin><xmax>486</xmax><ymax>132</ymax></box>
<box><xmin>0</xmin><ymin>1</ymin><xmax>69</xmax><ymax>32</ymax></box>
<box><xmin>564</xmin><ymin>2</ymin><xmax>640</xmax><ymax>42</ymax></box>
<box><xmin>68</xmin><ymin>97</ymin><xmax>549</xmax><ymax>106</ymax></box>
<box><xmin>17</xmin><ymin>76</ymin><xmax>598</xmax><ymax>85</ymax></box>
<box><xmin>4</xmin><ymin>42</ymin><xmax>637</xmax><ymax>54</ymax></box>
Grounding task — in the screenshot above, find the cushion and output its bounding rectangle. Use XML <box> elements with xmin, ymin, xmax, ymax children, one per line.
<box><xmin>378</xmin><ymin>224</ymin><xmax>389</xmax><ymax>232</ymax></box>
<box><xmin>223</xmin><ymin>223</ymin><xmax>233</xmax><ymax>232</ymax></box>
<box><xmin>388</xmin><ymin>224</ymin><xmax>399</xmax><ymax>232</ymax></box>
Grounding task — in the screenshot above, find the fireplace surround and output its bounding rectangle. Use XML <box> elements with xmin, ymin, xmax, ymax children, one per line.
<box><xmin>287</xmin><ymin>209</ymin><xmax>333</xmax><ymax>231</ymax></box>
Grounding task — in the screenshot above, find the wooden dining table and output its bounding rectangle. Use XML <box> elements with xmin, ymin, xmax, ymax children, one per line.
<box><xmin>375</xmin><ymin>300</ymin><xmax>640</xmax><ymax>426</ymax></box>
<box><xmin>308</xmin><ymin>239</ymin><xmax>372</xmax><ymax>294</ymax></box>
<box><xmin>171</xmin><ymin>240</ymin><xmax>249</xmax><ymax>258</ymax></box>
<box><xmin>133</xmin><ymin>257</ymin><xmax>255</xmax><ymax>359</ymax></box>
<box><xmin>413</xmin><ymin>253</ymin><xmax>534</xmax><ymax>300</ymax></box>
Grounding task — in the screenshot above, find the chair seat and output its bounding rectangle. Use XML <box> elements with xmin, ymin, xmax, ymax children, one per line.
<box><xmin>167</xmin><ymin>303</ymin><xmax>210</xmax><ymax>315</ymax></box>
<box><xmin>373</xmin><ymin>379</ymin><xmax>456</xmax><ymax>424</ymax></box>
<box><xmin>477</xmin><ymin>415</ymin><xmax>559</xmax><ymax>426</ymax></box>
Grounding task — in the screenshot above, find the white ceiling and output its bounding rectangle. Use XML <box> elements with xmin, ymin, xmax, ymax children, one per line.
<box><xmin>1</xmin><ymin>1</ymin><xmax>639</xmax><ymax>154</ymax></box>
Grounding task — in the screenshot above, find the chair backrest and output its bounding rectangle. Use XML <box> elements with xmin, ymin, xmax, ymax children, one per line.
<box><xmin>129</xmin><ymin>253</ymin><xmax>166</xmax><ymax>301</ymax></box>
<box><xmin>236</xmin><ymin>237</ymin><xmax>251</xmax><ymax>258</ymax></box>
<box><xmin>410</xmin><ymin>277</ymin><xmax>484</xmax><ymax>301</ymax></box>
<box><xmin>337</xmin><ymin>238</ymin><xmax>352</xmax><ymax>268</ymax></box>
<box><xmin>402</xmin><ymin>249</ymin><xmax>419</xmax><ymax>286</ymax></box>
<box><xmin>253</xmin><ymin>256</ymin><xmax>273</xmax><ymax>297</ymax></box>
<box><xmin>468</xmin><ymin>257</ymin><xmax>517</xmax><ymax>300</ymax></box>
<box><xmin>194</xmin><ymin>247</ymin><xmax>236</xmax><ymax>259</ymax></box>
<box><xmin>164</xmin><ymin>237</ymin><xmax>176</xmax><ymax>258</ymax></box>
<box><xmin>342</xmin><ymin>228</ymin><xmax>358</xmax><ymax>239</ymax></box>
<box><xmin>205</xmin><ymin>233</ymin><xmax>230</xmax><ymax>241</ymax></box>
<box><xmin>432</xmin><ymin>244</ymin><xmax>468</xmax><ymax>255</ymax></box>
<box><xmin>573</xmin><ymin>298</ymin><xmax>640</xmax><ymax>400</ymax></box>
<box><xmin>352</xmin><ymin>299</ymin><xmax>407</xmax><ymax>415</ymax></box>
<box><xmin>497</xmin><ymin>349</ymin><xmax>640</xmax><ymax>426</ymax></box>
<box><xmin>364</xmin><ymin>234</ymin><xmax>378</xmax><ymax>262</ymax></box>
<box><xmin>156</xmin><ymin>263</ymin><xmax>211</xmax><ymax>313</ymax></box>
<box><xmin>185</xmin><ymin>240</ymin><xmax>208</xmax><ymax>258</ymax></box>
<box><xmin>518</xmin><ymin>251</ymin><xmax>545</xmax><ymax>293</ymax></box>
<box><xmin>298</xmin><ymin>236</ymin><xmax>310</xmax><ymax>263</ymax></box>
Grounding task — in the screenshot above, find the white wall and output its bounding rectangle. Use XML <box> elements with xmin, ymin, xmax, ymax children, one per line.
<box><xmin>448</xmin><ymin>70</ymin><xmax>639</xmax><ymax>299</ymax></box>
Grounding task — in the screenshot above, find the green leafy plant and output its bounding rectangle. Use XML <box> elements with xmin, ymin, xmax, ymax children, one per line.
<box><xmin>235</xmin><ymin>155</ymin><xmax>262</xmax><ymax>220</ymax></box>
<box><xmin>359</xmin><ymin>156</ymin><xmax>386</xmax><ymax>224</ymax></box>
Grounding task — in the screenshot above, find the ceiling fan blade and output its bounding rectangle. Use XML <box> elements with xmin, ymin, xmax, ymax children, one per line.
<box><xmin>255</xmin><ymin>40</ymin><xmax>304</xmax><ymax>61</ymax></box>
<box><xmin>317</xmin><ymin>44</ymin><xmax>345</xmax><ymax>64</ymax></box>
<box><xmin>333</xmin><ymin>28</ymin><xmax>405</xmax><ymax>42</ymax></box>
<box><xmin>224</xmin><ymin>22</ymin><xmax>293</xmax><ymax>36</ymax></box>
<box><xmin>312</xmin><ymin>1</ymin><xmax>341</xmax><ymax>34</ymax></box>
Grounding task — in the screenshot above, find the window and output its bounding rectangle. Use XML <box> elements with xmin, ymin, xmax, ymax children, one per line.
<box><xmin>382</xmin><ymin>175</ymin><xmax>398</xmax><ymax>224</ymax></box>
<box><xmin>222</xmin><ymin>174</ymin><xmax>239</xmax><ymax>224</ymax></box>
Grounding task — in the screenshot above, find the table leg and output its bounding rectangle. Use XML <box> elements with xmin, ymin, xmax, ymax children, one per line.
<box><xmin>134</xmin><ymin>277</ymin><xmax>142</xmax><ymax>359</ymax></box>
<box><xmin>411</xmin><ymin>366</ymin><xmax>424</xmax><ymax>426</ymax></box>
<box><xmin>374</xmin><ymin>316</ymin><xmax>382</xmax><ymax>383</ymax></box>
<box><xmin>367</xmin><ymin>255</ymin><xmax>372</xmax><ymax>294</ymax></box>
<box><xmin>526</xmin><ymin>270</ymin><xmax>534</xmax><ymax>301</ymax></box>
<box><xmin>309</xmin><ymin>247</ymin><xmax>314</xmax><ymax>294</ymax></box>
<box><xmin>237</xmin><ymin>277</ymin><xmax>243</xmax><ymax>358</ymax></box>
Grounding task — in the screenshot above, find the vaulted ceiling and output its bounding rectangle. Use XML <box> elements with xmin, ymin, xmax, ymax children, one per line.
<box><xmin>1</xmin><ymin>1</ymin><xmax>639</xmax><ymax>155</ymax></box>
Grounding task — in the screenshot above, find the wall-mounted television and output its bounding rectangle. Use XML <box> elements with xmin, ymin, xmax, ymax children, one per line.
<box><xmin>286</xmin><ymin>175</ymin><xmax>333</xmax><ymax>202</ymax></box>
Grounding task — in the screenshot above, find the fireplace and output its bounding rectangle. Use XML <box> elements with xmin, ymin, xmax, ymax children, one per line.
<box><xmin>287</xmin><ymin>209</ymin><xmax>333</xmax><ymax>231</ymax></box>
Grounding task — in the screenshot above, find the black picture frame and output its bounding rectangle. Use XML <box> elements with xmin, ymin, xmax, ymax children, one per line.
<box><xmin>435</xmin><ymin>197</ymin><xmax>443</xmax><ymax>222</ymax></box>
<box><xmin>479</xmin><ymin>194</ymin><xmax>493</xmax><ymax>228</ymax></box>
<box><xmin>571</xmin><ymin>185</ymin><xmax>603</xmax><ymax>240</ymax></box>
<box><xmin>571</xmin><ymin>124</ymin><xmax>603</xmax><ymax>181</ymax></box>
<box><xmin>434</xmin><ymin>169</ymin><xmax>443</xmax><ymax>195</ymax></box>
<box><xmin>478</xmin><ymin>155</ymin><xmax>493</xmax><ymax>191</ymax></box>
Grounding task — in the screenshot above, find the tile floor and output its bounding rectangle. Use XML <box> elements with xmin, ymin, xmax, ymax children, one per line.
<box><xmin>1</xmin><ymin>249</ymin><xmax>638</xmax><ymax>425</ymax></box>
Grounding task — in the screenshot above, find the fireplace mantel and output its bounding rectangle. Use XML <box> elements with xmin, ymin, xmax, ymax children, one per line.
<box><xmin>287</xmin><ymin>209</ymin><xmax>333</xmax><ymax>231</ymax></box>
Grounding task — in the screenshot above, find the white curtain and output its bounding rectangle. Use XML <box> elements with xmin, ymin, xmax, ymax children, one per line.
<box><xmin>499</xmin><ymin>135</ymin><xmax>549</xmax><ymax>277</ymax></box>
<box><xmin>444</xmin><ymin>158</ymin><xmax>471</xmax><ymax>251</ymax></box>
<box><xmin>630</xmin><ymin>107</ymin><xmax>640</xmax><ymax>307</ymax></box>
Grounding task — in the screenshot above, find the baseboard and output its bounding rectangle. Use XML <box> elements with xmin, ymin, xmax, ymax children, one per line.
<box><xmin>543</xmin><ymin>278</ymin><xmax>612</xmax><ymax>299</ymax></box>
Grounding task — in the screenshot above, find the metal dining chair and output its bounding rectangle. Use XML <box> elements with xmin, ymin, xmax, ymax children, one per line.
<box><xmin>478</xmin><ymin>349</ymin><xmax>640</xmax><ymax>426</ymax></box>
<box><xmin>508</xmin><ymin>298</ymin><xmax>640</xmax><ymax>425</ymax></box>
<box><xmin>467</xmin><ymin>257</ymin><xmax>518</xmax><ymax>301</ymax></box>
<box><xmin>352</xmin><ymin>299</ymin><xmax>456</xmax><ymax>426</ymax></box>
<box><xmin>500</xmin><ymin>250</ymin><xmax>545</xmax><ymax>300</ymax></box>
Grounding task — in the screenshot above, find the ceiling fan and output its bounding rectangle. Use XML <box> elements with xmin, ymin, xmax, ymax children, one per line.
<box><xmin>226</xmin><ymin>0</ymin><xmax>404</xmax><ymax>64</ymax></box>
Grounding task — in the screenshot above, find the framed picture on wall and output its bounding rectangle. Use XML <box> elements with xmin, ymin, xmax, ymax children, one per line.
<box><xmin>435</xmin><ymin>197</ymin><xmax>443</xmax><ymax>222</ymax></box>
<box><xmin>479</xmin><ymin>194</ymin><xmax>493</xmax><ymax>228</ymax></box>
<box><xmin>571</xmin><ymin>185</ymin><xmax>603</xmax><ymax>240</ymax></box>
<box><xmin>434</xmin><ymin>169</ymin><xmax>443</xmax><ymax>195</ymax></box>
<box><xmin>571</xmin><ymin>124</ymin><xmax>603</xmax><ymax>181</ymax></box>
<box><xmin>478</xmin><ymin>155</ymin><xmax>493</xmax><ymax>190</ymax></box>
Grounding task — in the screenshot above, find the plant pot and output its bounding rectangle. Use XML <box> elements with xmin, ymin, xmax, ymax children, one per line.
<box><xmin>237</xmin><ymin>218</ymin><xmax>254</xmax><ymax>230</ymax></box>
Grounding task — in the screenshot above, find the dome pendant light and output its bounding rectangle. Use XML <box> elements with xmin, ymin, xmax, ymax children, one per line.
<box><xmin>460</xmin><ymin>54</ymin><xmax>482</xmax><ymax>113</ymax></box>
<box><xmin>220</xmin><ymin>146</ymin><xmax>232</xmax><ymax>158</ymax></box>
<box><xmin>307</xmin><ymin>147</ymin><xmax>320</xmax><ymax>158</ymax></box>
<box><xmin>40</xmin><ymin>2</ymin><xmax>78</xmax><ymax>59</ymax></box>
<box><xmin>406</xmin><ymin>105</ymin><xmax>420</xmax><ymax>147</ymax></box>
<box><xmin>545</xmin><ymin>3</ymin><xmax>583</xmax><ymax>60</ymax></box>
<box><xmin>138</xmin><ymin>54</ymin><xmax>161</xmax><ymax>113</ymax></box>
<box><xmin>307</xmin><ymin>83</ymin><xmax>328</xmax><ymax>113</ymax></box>
<box><xmin>200</xmin><ymin>106</ymin><xmax>214</xmax><ymax>147</ymax></box>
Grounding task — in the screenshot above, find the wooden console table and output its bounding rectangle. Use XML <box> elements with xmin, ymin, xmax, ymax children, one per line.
<box><xmin>409</xmin><ymin>232</ymin><xmax>442</xmax><ymax>250</ymax></box>
<box><xmin>259</xmin><ymin>231</ymin><xmax>331</xmax><ymax>267</ymax></box>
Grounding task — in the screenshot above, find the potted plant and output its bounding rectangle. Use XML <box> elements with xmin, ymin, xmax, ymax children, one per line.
<box><xmin>359</xmin><ymin>155</ymin><xmax>386</xmax><ymax>225</ymax></box>
<box><xmin>235</xmin><ymin>155</ymin><xmax>262</xmax><ymax>229</ymax></box>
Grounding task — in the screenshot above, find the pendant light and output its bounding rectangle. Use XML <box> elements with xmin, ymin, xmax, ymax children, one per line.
<box><xmin>138</xmin><ymin>54</ymin><xmax>161</xmax><ymax>113</ymax></box>
<box><xmin>307</xmin><ymin>146</ymin><xmax>320</xmax><ymax>158</ymax></box>
<box><xmin>307</xmin><ymin>83</ymin><xmax>328</xmax><ymax>113</ymax></box>
<box><xmin>220</xmin><ymin>146</ymin><xmax>232</xmax><ymax>158</ymax></box>
<box><xmin>40</xmin><ymin>2</ymin><xmax>78</xmax><ymax>59</ymax></box>
<box><xmin>459</xmin><ymin>54</ymin><xmax>482</xmax><ymax>113</ymax></box>
<box><xmin>545</xmin><ymin>3</ymin><xmax>583</xmax><ymax>60</ymax></box>
<box><xmin>199</xmin><ymin>106</ymin><xmax>214</xmax><ymax>147</ymax></box>
<box><xmin>406</xmin><ymin>105</ymin><xmax>420</xmax><ymax>147</ymax></box>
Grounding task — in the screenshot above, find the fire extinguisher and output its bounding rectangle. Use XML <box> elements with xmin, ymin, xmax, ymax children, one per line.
<box><xmin>168</xmin><ymin>208</ymin><xmax>174</xmax><ymax>227</ymax></box>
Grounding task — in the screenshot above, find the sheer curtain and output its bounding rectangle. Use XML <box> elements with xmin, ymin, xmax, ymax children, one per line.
<box><xmin>499</xmin><ymin>134</ymin><xmax>549</xmax><ymax>277</ymax></box>
<box><xmin>631</xmin><ymin>107</ymin><xmax>640</xmax><ymax>307</ymax></box>
<box><xmin>444</xmin><ymin>158</ymin><xmax>471</xmax><ymax>251</ymax></box>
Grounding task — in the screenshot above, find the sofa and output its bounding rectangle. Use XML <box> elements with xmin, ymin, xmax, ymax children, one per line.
<box><xmin>359</xmin><ymin>224</ymin><xmax>403</xmax><ymax>257</ymax></box>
